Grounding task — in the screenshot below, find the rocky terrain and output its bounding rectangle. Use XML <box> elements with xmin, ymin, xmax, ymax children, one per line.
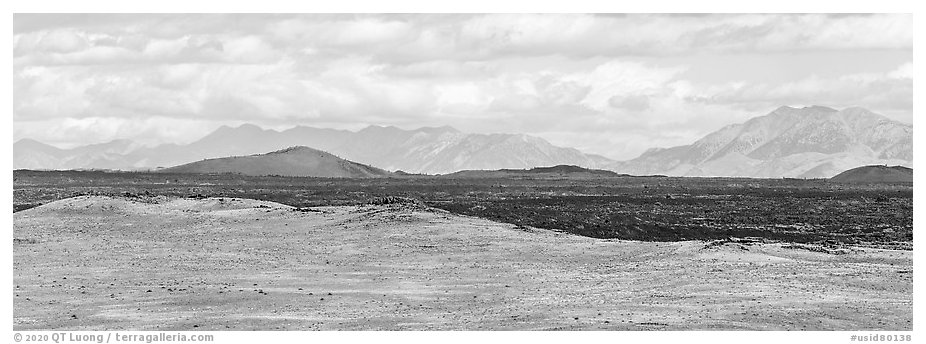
<box><xmin>442</xmin><ymin>165</ymin><xmax>627</xmax><ymax>178</ymax></box>
<box><xmin>14</xmin><ymin>170</ymin><xmax>912</xmax><ymax>249</ymax></box>
<box><xmin>13</xmin><ymin>196</ymin><xmax>912</xmax><ymax>330</ymax></box>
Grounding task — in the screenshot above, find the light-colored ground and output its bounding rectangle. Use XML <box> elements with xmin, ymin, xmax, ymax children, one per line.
<box><xmin>13</xmin><ymin>196</ymin><xmax>912</xmax><ymax>330</ymax></box>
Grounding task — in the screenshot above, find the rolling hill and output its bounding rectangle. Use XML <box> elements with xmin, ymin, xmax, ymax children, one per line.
<box><xmin>444</xmin><ymin>165</ymin><xmax>627</xmax><ymax>178</ymax></box>
<box><xmin>829</xmin><ymin>165</ymin><xmax>913</xmax><ymax>183</ymax></box>
<box><xmin>158</xmin><ymin>146</ymin><xmax>391</xmax><ymax>178</ymax></box>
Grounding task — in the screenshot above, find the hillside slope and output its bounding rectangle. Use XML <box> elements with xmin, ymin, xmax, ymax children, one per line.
<box><xmin>445</xmin><ymin>164</ymin><xmax>625</xmax><ymax>178</ymax></box>
<box><xmin>159</xmin><ymin>146</ymin><xmax>390</xmax><ymax>178</ymax></box>
<box><xmin>830</xmin><ymin>165</ymin><xmax>913</xmax><ymax>183</ymax></box>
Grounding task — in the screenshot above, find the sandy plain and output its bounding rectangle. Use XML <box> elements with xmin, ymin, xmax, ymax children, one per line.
<box><xmin>13</xmin><ymin>196</ymin><xmax>912</xmax><ymax>330</ymax></box>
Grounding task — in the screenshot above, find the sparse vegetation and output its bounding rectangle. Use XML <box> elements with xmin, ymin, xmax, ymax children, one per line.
<box><xmin>13</xmin><ymin>170</ymin><xmax>912</xmax><ymax>249</ymax></box>
<box><xmin>368</xmin><ymin>196</ymin><xmax>423</xmax><ymax>206</ymax></box>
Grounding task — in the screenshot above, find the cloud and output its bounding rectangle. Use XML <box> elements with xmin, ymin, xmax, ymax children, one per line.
<box><xmin>258</xmin><ymin>14</ymin><xmax>913</xmax><ymax>64</ymax></box>
<box><xmin>680</xmin><ymin>62</ymin><xmax>914</xmax><ymax>116</ymax></box>
<box><xmin>888</xmin><ymin>62</ymin><xmax>913</xmax><ymax>80</ymax></box>
<box><xmin>12</xmin><ymin>14</ymin><xmax>913</xmax><ymax>160</ymax></box>
<box><xmin>608</xmin><ymin>95</ymin><xmax>651</xmax><ymax>112</ymax></box>
<box><xmin>223</xmin><ymin>35</ymin><xmax>279</xmax><ymax>63</ymax></box>
<box><xmin>15</xmin><ymin>30</ymin><xmax>281</xmax><ymax>66</ymax></box>
<box><xmin>15</xmin><ymin>14</ymin><xmax>913</xmax><ymax>66</ymax></box>
<box><xmin>15</xmin><ymin>29</ymin><xmax>89</xmax><ymax>54</ymax></box>
<box><xmin>570</xmin><ymin>61</ymin><xmax>685</xmax><ymax>112</ymax></box>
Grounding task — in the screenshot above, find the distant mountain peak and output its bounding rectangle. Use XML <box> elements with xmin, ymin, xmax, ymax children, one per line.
<box><xmin>802</xmin><ymin>105</ymin><xmax>838</xmax><ymax>112</ymax></box>
<box><xmin>357</xmin><ymin>124</ymin><xmax>463</xmax><ymax>136</ymax></box>
<box><xmin>14</xmin><ymin>138</ymin><xmax>61</xmax><ymax>152</ymax></box>
<box><xmin>213</xmin><ymin>123</ymin><xmax>266</xmax><ymax>133</ymax></box>
<box><xmin>83</xmin><ymin>139</ymin><xmax>134</xmax><ymax>148</ymax></box>
<box><xmin>236</xmin><ymin>123</ymin><xmax>263</xmax><ymax>130</ymax></box>
<box><xmin>416</xmin><ymin>125</ymin><xmax>461</xmax><ymax>134</ymax></box>
<box><xmin>616</xmin><ymin>105</ymin><xmax>912</xmax><ymax>178</ymax></box>
<box><xmin>360</xmin><ymin>124</ymin><xmax>400</xmax><ymax>131</ymax></box>
<box><xmin>204</xmin><ymin>123</ymin><xmax>274</xmax><ymax>142</ymax></box>
<box><xmin>772</xmin><ymin>105</ymin><xmax>837</xmax><ymax>115</ymax></box>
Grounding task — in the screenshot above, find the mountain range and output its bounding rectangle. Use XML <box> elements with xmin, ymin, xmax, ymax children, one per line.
<box><xmin>13</xmin><ymin>138</ymin><xmax>144</xmax><ymax>171</ymax></box>
<box><xmin>13</xmin><ymin>105</ymin><xmax>913</xmax><ymax>178</ymax></box>
<box><xmin>14</xmin><ymin>124</ymin><xmax>611</xmax><ymax>175</ymax></box>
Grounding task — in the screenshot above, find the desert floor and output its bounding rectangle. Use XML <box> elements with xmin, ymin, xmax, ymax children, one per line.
<box><xmin>13</xmin><ymin>196</ymin><xmax>912</xmax><ymax>330</ymax></box>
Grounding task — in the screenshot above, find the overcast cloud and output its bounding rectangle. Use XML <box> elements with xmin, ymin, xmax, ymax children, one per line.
<box><xmin>13</xmin><ymin>13</ymin><xmax>913</xmax><ymax>160</ymax></box>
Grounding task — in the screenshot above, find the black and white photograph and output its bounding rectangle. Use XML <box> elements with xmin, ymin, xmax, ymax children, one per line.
<box><xmin>7</xmin><ymin>3</ymin><xmax>917</xmax><ymax>342</ymax></box>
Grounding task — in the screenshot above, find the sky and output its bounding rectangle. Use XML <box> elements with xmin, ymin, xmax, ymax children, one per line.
<box><xmin>12</xmin><ymin>13</ymin><xmax>913</xmax><ymax>160</ymax></box>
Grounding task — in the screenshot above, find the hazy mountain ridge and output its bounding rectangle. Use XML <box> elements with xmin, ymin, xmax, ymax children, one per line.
<box><xmin>612</xmin><ymin>106</ymin><xmax>912</xmax><ymax>178</ymax></box>
<box><xmin>14</xmin><ymin>105</ymin><xmax>911</xmax><ymax>178</ymax></box>
<box><xmin>15</xmin><ymin>125</ymin><xmax>611</xmax><ymax>174</ymax></box>
<box><xmin>13</xmin><ymin>138</ymin><xmax>144</xmax><ymax>170</ymax></box>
